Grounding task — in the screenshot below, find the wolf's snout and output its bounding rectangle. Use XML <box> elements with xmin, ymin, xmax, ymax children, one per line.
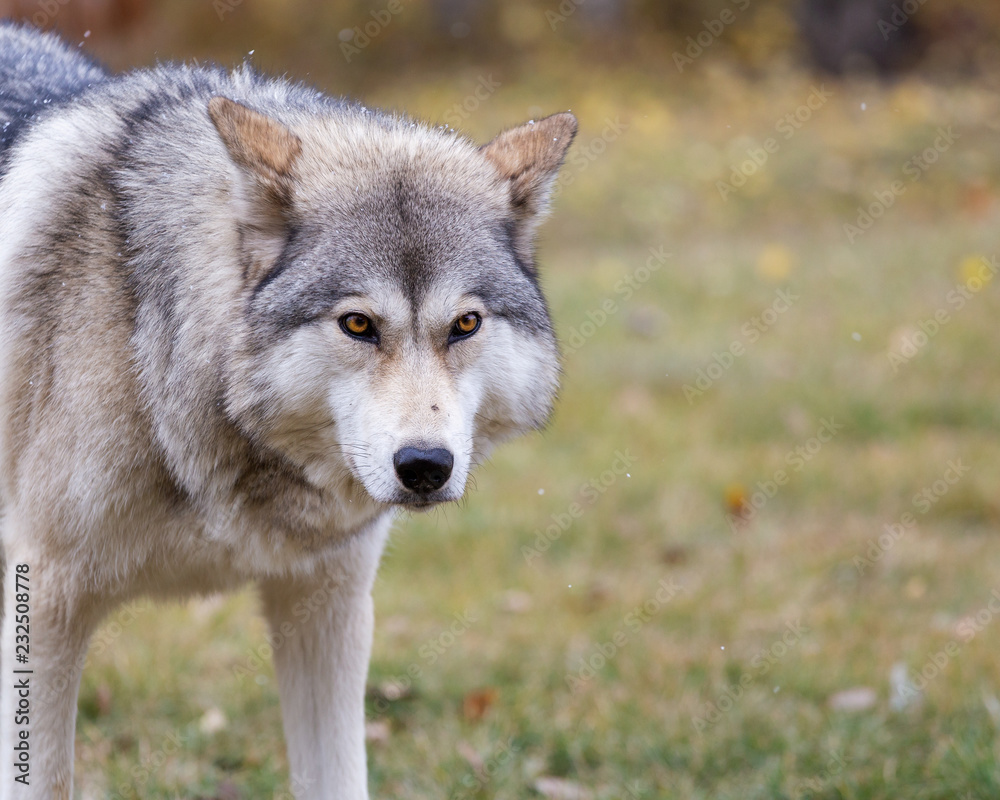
<box><xmin>393</xmin><ymin>447</ymin><xmax>454</xmax><ymax>494</ymax></box>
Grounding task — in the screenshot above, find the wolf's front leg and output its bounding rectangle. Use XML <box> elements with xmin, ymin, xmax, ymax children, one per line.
<box><xmin>259</xmin><ymin>539</ymin><xmax>385</xmax><ymax>800</ymax></box>
<box><xmin>0</xmin><ymin>553</ymin><xmax>101</xmax><ymax>799</ymax></box>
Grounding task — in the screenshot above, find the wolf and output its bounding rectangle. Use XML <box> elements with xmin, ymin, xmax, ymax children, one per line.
<box><xmin>0</xmin><ymin>22</ymin><xmax>576</xmax><ymax>800</ymax></box>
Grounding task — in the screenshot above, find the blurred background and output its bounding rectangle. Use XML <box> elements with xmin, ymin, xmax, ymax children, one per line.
<box><xmin>5</xmin><ymin>1</ymin><xmax>1000</xmax><ymax>798</ymax></box>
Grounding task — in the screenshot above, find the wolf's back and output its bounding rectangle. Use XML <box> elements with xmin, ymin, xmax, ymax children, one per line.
<box><xmin>0</xmin><ymin>22</ymin><xmax>107</xmax><ymax>156</ymax></box>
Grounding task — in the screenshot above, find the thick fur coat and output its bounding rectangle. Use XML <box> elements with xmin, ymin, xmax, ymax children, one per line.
<box><xmin>0</xmin><ymin>22</ymin><xmax>575</xmax><ymax>799</ymax></box>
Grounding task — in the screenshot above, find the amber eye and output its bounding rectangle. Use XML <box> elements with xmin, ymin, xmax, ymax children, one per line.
<box><xmin>450</xmin><ymin>312</ymin><xmax>481</xmax><ymax>341</ymax></box>
<box><xmin>340</xmin><ymin>313</ymin><xmax>377</xmax><ymax>341</ymax></box>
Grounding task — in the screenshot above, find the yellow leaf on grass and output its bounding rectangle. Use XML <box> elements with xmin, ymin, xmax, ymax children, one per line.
<box><xmin>958</xmin><ymin>254</ymin><xmax>993</xmax><ymax>289</ymax></box>
<box><xmin>724</xmin><ymin>483</ymin><xmax>749</xmax><ymax>519</ymax></box>
<box><xmin>756</xmin><ymin>243</ymin><xmax>793</xmax><ymax>282</ymax></box>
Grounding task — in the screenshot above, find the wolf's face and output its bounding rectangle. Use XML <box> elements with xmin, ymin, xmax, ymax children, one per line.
<box><xmin>212</xmin><ymin>99</ymin><xmax>576</xmax><ymax>511</ymax></box>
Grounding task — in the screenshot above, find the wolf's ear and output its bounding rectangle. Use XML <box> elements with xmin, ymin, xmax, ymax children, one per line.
<box><xmin>208</xmin><ymin>96</ymin><xmax>301</xmax><ymax>195</ymax></box>
<box><xmin>208</xmin><ymin>97</ymin><xmax>302</xmax><ymax>285</ymax></box>
<box><xmin>481</xmin><ymin>112</ymin><xmax>577</xmax><ymax>265</ymax></box>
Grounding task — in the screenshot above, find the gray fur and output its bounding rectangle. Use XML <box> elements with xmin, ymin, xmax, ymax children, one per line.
<box><xmin>0</xmin><ymin>22</ymin><xmax>575</xmax><ymax>799</ymax></box>
<box><xmin>0</xmin><ymin>22</ymin><xmax>106</xmax><ymax>156</ymax></box>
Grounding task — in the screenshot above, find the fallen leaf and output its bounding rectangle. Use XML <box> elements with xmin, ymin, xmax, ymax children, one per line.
<box><xmin>756</xmin><ymin>243</ymin><xmax>793</xmax><ymax>281</ymax></box>
<box><xmin>904</xmin><ymin>576</ymin><xmax>926</xmax><ymax>599</ymax></box>
<box><xmin>199</xmin><ymin>707</ymin><xmax>228</xmax><ymax>735</ymax></box>
<box><xmin>828</xmin><ymin>686</ymin><xmax>877</xmax><ymax>712</ymax></box>
<box><xmin>456</xmin><ymin>739</ymin><xmax>483</xmax><ymax>772</ymax></box>
<box><xmin>215</xmin><ymin>779</ymin><xmax>240</xmax><ymax>800</ymax></box>
<box><xmin>377</xmin><ymin>681</ymin><xmax>412</xmax><ymax>702</ymax></box>
<box><xmin>96</xmin><ymin>683</ymin><xmax>112</xmax><ymax>716</ymax></box>
<box><xmin>982</xmin><ymin>691</ymin><xmax>1000</xmax><ymax>729</ymax></box>
<box><xmin>584</xmin><ymin>581</ymin><xmax>612</xmax><ymax>611</ymax></box>
<box><xmin>463</xmin><ymin>687</ymin><xmax>498</xmax><ymax>721</ymax></box>
<box><xmin>960</xmin><ymin>182</ymin><xmax>993</xmax><ymax>219</ymax></box>
<box><xmin>724</xmin><ymin>483</ymin><xmax>750</xmax><ymax>521</ymax></box>
<box><xmin>500</xmin><ymin>589</ymin><xmax>533</xmax><ymax>614</ymax></box>
<box><xmin>889</xmin><ymin>662</ymin><xmax>922</xmax><ymax>712</ymax></box>
<box><xmin>660</xmin><ymin>545</ymin><xmax>687</xmax><ymax>565</ymax></box>
<box><xmin>615</xmin><ymin>384</ymin><xmax>656</xmax><ymax>418</ymax></box>
<box><xmin>365</xmin><ymin>720</ymin><xmax>390</xmax><ymax>744</ymax></box>
<box><xmin>958</xmin><ymin>253</ymin><xmax>993</xmax><ymax>288</ymax></box>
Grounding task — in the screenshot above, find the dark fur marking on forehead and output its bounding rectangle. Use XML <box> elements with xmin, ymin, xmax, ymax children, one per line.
<box><xmin>393</xmin><ymin>175</ymin><xmax>412</xmax><ymax>225</ymax></box>
<box><xmin>398</xmin><ymin>246</ymin><xmax>434</xmax><ymax>312</ymax></box>
<box><xmin>245</xmin><ymin>170</ymin><xmax>556</xmax><ymax>340</ymax></box>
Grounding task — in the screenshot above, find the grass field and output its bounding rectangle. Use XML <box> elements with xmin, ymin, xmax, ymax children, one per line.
<box><xmin>71</xmin><ymin>52</ymin><xmax>1000</xmax><ymax>800</ymax></box>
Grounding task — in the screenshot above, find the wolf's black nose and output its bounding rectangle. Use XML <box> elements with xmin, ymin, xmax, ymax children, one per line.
<box><xmin>393</xmin><ymin>447</ymin><xmax>454</xmax><ymax>494</ymax></box>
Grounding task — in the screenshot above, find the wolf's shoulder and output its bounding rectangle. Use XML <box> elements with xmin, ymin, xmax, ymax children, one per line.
<box><xmin>0</xmin><ymin>22</ymin><xmax>107</xmax><ymax>150</ymax></box>
<box><xmin>100</xmin><ymin>60</ymin><xmax>355</xmax><ymax>130</ymax></box>
<box><xmin>0</xmin><ymin>24</ymin><xmax>369</xmax><ymax>166</ymax></box>
<box><xmin>0</xmin><ymin>21</ymin><xmax>106</xmax><ymax>89</ymax></box>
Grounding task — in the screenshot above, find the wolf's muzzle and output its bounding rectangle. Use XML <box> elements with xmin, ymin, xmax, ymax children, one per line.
<box><xmin>393</xmin><ymin>447</ymin><xmax>454</xmax><ymax>494</ymax></box>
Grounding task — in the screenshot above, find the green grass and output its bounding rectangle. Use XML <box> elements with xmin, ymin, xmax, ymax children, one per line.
<box><xmin>73</xmin><ymin>59</ymin><xmax>1000</xmax><ymax>799</ymax></box>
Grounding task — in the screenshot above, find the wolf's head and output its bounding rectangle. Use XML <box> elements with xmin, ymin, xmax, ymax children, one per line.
<box><xmin>209</xmin><ymin>97</ymin><xmax>576</xmax><ymax>512</ymax></box>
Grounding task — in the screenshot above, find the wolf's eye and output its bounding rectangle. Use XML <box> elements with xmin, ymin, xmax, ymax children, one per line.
<box><xmin>450</xmin><ymin>312</ymin><xmax>481</xmax><ymax>341</ymax></box>
<box><xmin>340</xmin><ymin>313</ymin><xmax>377</xmax><ymax>342</ymax></box>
